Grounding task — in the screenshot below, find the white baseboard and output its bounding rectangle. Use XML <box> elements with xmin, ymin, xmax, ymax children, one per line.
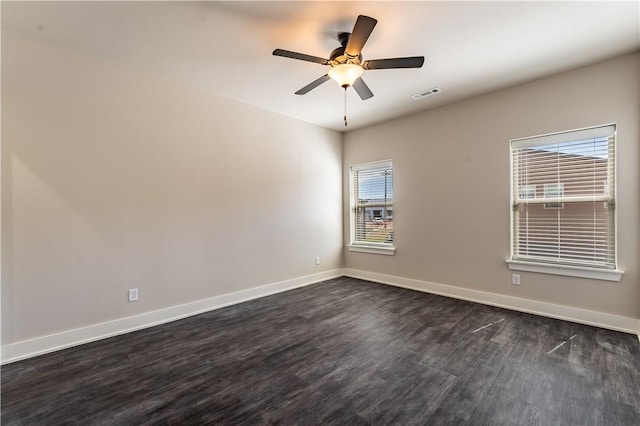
<box><xmin>0</xmin><ymin>269</ymin><xmax>343</xmax><ymax>364</ymax></box>
<box><xmin>344</xmin><ymin>268</ymin><xmax>640</xmax><ymax>335</ymax></box>
<box><xmin>3</xmin><ymin>268</ymin><xmax>638</xmax><ymax>364</ymax></box>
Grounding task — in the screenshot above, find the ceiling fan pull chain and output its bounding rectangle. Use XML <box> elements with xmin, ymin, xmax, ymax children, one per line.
<box><xmin>344</xmin><ymin>87</ymin><xmax>348</xmax><ymax>127</ymax></box>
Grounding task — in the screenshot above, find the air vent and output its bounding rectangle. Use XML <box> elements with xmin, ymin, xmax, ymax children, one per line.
<box><xmin>411</xmin><ymin>87</ymin><xmax>441</xmax><ymax>100</ymax></box>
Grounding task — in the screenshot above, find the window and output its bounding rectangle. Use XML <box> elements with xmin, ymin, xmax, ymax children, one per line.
<box><xmin>349</xmin><ymin>160</ymin><xmax>395</xmax><ymax>255</ymax></box>
<box><xmin>519</xmin><ymin>185</ymin><xmax>536</xmax><ymax>200</ymax></box>
<box><xmin>508</xmin><ymin>124</ymin><xmax>622</xmax><ymax>281</ymax></box>
<box><xmin>543</xmin><ymin>183</ymin><xmax>564</xmax><ymax>209</ymax></box>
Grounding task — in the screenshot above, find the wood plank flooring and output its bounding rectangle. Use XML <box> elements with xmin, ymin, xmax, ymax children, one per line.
<box><xmin>2</xmin><ymin>277</ymin><xmax>640</xmax><ymax>425</ymax></box>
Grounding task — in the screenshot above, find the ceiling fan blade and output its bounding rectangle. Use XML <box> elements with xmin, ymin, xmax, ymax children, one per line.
<box><xmin>295</xmin><ymin>74</ymin><xmax>331</xmax><ymax>95</ymax></box>
<box><xmin>363</xmin><ymin>56</ymin><xmax>425</xmax><ymax>70</ymax></box>
<box><xmin>352</xmin><ymin>77</ymin><xmax>374</xmax><ymax>100</ymax></box>
<box><xmin>273</xmin><ymin>49</ymin><xmax>329</xmax><ymax>65</ymax></box>
<box><xmin>345</xmin><ymin>15</ymin><xmax>377</xmax><ymax>57</ymax></box>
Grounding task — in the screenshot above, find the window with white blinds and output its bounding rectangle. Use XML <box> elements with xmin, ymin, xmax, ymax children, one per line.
<box><xmin>510</xmin><ymin>124</ymin><xmax>616</xmax><ymax>270</ymax></box>
<box><xmin>350</xmin><ymin>160</ymin><xmax>394</xmax><ymax>249</ymax></box>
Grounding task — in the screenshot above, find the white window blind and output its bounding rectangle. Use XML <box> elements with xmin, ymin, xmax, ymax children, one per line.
<box><xmin>351</xmin><ymin>161</ymin><xmax>394</xmax><ymax>247</ymax></box>
<box><xmin>510</xmin><ymin>125</ymin><xmax>616</xmax><ymax>269</ymax></box>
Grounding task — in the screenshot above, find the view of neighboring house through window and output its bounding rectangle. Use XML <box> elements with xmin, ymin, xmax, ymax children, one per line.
<box><xmin>350</xmin><ymin>160</ymin><xmax>394</xmax><ymax>248</ymax></box>
<box><xmin>510</xmin><ymin>124</ymin><xmax>616</xmax><ymax>269</ymax></box>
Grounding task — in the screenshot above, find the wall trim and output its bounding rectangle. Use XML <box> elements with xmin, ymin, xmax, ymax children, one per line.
<box><xmin>343</xmin><ymin>268</ymin><xmax>640</xmax><ymax>335</ymax></box>
<box><xmin>0</xmin><ymin>269</ymin><xmax>343</xmax><ymax>364</ymax></box>
<box><xmin>3</xmin><ymin>268</ymin><xmax>638</xmax><ymax>364</ymax></box>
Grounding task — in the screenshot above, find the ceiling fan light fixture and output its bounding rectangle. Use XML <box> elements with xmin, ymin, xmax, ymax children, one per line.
<box><xmin>328</xmin><ymin>63</ymin><xmax>364</xmax><ymax>88</ymax></box>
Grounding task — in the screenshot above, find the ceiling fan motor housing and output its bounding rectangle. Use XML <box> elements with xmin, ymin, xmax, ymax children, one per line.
<box><xmin>330</xmin><ymin>33</ymin><xmax>362</xmax><ymax>66</ymax></box>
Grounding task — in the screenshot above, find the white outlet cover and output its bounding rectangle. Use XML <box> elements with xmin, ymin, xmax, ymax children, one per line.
<box><xmin>128</xmin><ymin>288</ymin><xmax>139</xmax><ymax>301</ymax></box>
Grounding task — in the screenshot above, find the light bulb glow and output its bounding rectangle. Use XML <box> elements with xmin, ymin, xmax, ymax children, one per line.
<box><xmin>328</xmin><ymin>63</ymin><xmax>364</xmax><ymax>87</ymax></box>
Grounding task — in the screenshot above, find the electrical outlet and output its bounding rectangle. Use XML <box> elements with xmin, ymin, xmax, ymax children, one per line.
<box><xmin>128</xmin><ymin>288</ymin><xmax>139</xmax><ymax>302</ymax></box>
<box><xmin>315</xmin><ymin>256</ymin><xmax>320</xmax><ymax>265</ymax></box>
<box><xmin>511</xmin><ymin>274</ymin><xmax>521</xmax><ymax>286</ymax></box>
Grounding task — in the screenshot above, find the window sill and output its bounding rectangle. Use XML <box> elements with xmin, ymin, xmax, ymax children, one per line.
<box><xmin>348</xmin><ymin>244</ymin><xmax>396</xmax><ymax>256</ymax></box>
<box><xmin>506</xmin><ymin>260</ymin><xmax>623</xmax><ymax>282</ymax></box>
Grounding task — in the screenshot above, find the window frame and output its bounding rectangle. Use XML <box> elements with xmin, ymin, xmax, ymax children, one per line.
<box><xmin>507</xmin><ymin>124</ymin><xmax>623</xmax><ymax>281</ymax></box>
<box><xmin>348</xmin><ymin>160</ymin><xmax>396</xmax><ymax>256</ymax></box>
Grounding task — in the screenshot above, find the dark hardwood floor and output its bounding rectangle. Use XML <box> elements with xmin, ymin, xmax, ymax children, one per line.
<box><xmin>2</xmin><ymin>277</ymin><xmax>639</xmax><ymax>425</ymax></box>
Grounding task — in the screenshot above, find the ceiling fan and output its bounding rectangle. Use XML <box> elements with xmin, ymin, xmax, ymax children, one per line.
<box><xmin>272</xmin><ymin>15</ymin><xmax>425</xmax><ymax>103</ymax></box>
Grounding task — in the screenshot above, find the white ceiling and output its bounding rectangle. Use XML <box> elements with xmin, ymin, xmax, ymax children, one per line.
<box><xmin>3</xmin><ymin>1</ymin><xmax>639</xmax><ymax>132</ymax></box>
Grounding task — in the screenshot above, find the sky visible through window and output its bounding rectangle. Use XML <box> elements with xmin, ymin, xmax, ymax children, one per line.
<box><xmin>533</xmin><ymin>137</ymin><xmax>608</xmax><ymax>159</ymax></box>
<box><xmin>358</xmin><ymin>169</ymin><xmax>393</xmax><ymax>200</ymax></box>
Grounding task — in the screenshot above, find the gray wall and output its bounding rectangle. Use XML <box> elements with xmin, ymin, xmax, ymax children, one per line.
<box><xmin>3</xmin><ymin>29</ymin><xmax>638</xmax><ymax>350</ymax></box>
<box><xmin>2</xmin><ymin>31</ymin><xmax>343</xmax><ymax>344</ymax></box>
<box><xmin>343</xmin><ymin>52</ymin><xmax>639</xmax><ymax>318</ymax></box>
